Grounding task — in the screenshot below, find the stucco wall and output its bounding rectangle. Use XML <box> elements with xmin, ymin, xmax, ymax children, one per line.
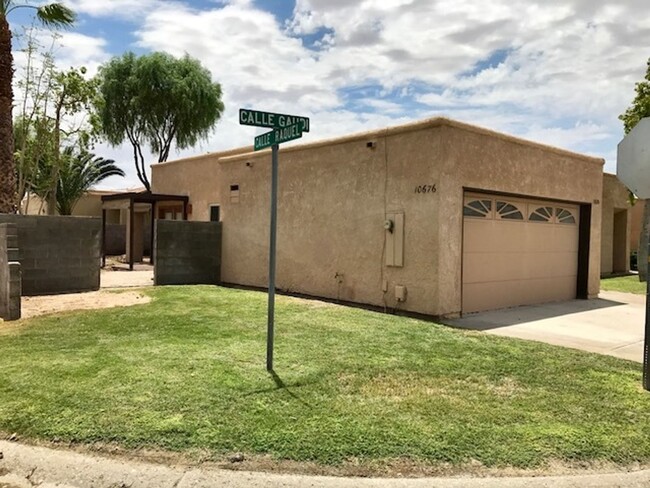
<box><xmin>209</xmin><ymin>125</ymin><xmax>445</xmax><ymax>314</ymax></box>
<box><xmin>152</xmin><ymin>147</ymin><xmax>252</xmax><ymax>222</ymax></box>
<box><xmin>601</xmin><ymin>174</ymin><xmax>632</xmax><ymax>275</ymax></box>
<box><xmin>630</xmin><ymin>200</ymin><xmax>644</xmax><ymax>253</ymax></box>
<box><xmin>21</xmin><ymin>191</ymin><xmax>118</xmax><ymax>218</ymax></box>
<box><xmin>152</xmin><ymin>118</ymin><xmax>604</xmax><ymax>317</ymax></box>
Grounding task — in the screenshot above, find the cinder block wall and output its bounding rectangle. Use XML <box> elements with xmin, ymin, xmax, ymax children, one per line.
<box><xmin>105</xmin><ymin>223</ymin><xmax>126</xmax><ymax>255</ymax></box>
<box><xmin>154</xmin><ymin>220</ymin><xmax>221</xmax><ymax>285</ymax></box>
<box><xmin>0</xmin><ymin>215</ymin><xmax>101</xmax><ymax>296</ymax></box>
<box><xmin>0</xmin><ymin>223</ymin><xmax>21</xmax><ymax>320</ymax></box>
<box><xmin>104</xmin><ymin>224</ymin><xmax>151</xmax><ymax>256</ymax></box>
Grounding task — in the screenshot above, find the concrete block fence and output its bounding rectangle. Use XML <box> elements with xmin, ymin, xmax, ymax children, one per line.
<box><xmin>0</xmin><ymin>223</ymin><xmax>21</xmax><ymax>320</ymax></box>
<box><xmin>154</xmin><ymin>220</ymin><xmax>221</xmax><ymax>286</ymax></box>
<box><xmin>0</xmin><ymin>215</ymin><xmax>101</xmax><ymax>298</ymax></box>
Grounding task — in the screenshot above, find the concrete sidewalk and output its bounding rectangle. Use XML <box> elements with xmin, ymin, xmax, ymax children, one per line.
<box><xmin>445</xmin><ymin>291</ymin><xmax>644</xmax><ymax>362</ymax></box>
<box><xmin>1</xmin><ymin>440</ymin><xmax>649</xmax><ymax>488</ymax></box>
<box><xmin>100</xmin><ymin>269</ymin><xmax>154</xmax><ymax>289</ymax></box>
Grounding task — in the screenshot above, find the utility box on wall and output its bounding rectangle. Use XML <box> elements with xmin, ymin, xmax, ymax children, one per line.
<box><xmin>385</xmin><ymin>212</ymin><xmax>404</xmax><ymax>267</ymax></box>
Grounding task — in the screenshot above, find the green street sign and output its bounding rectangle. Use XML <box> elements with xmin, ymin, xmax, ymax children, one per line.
<box><xmin>254</xmin><ymin>123</ymin><xmax>303</xmax><ymax>151</ymax></box>
<box><xmin>240</xmin><ymin>108</ymin><xmax>310</xmax><ymax>133</ymax></box>
<box><xmin>238</xmin><ymin>107</ymin><xmax>312</xmax><ymax>371</ymax></box>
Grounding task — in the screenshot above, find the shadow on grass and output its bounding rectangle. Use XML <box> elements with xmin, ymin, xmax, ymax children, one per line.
<box><xmin>243</xmin><ymin>370</ymin><xmax>313</xmax><ymax>408</ymax></box>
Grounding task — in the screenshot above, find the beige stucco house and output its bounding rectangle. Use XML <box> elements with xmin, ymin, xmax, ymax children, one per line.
<box><xmin>150</xmin><ymin>116</ymin><xmax>631</xmax><ymax>317</ymax></box>
<box><xmin>601</xmin><ymin>173</ymin><xmax>633</xmax><ymax>275</ymax></box>
<box><xmin>630</xmin><ymin>199</ymin><xmax>644</xmax><ymax>256</ymax></box>
<box><xmin>22</xmin><ymin>189</ymin><xmax>127</xmax><ymax>223</ymax></box>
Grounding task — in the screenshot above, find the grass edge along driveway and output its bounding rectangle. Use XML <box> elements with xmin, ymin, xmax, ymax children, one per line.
<box><xmin>601</xmin><ymin>275</ymin><xmax>646</xmax><ymax>294</ymax></box>
<box><xmin>1</xmin><ymin>286</ymin><xmax>649</xmax><ymax>472</ymax></box>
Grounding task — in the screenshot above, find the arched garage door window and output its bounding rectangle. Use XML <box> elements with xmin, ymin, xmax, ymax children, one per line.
<box><xmin>496</xmin><ymin>201</ymin><xmax>524</xmax><ymax>220</ymax></box>
<box><xmin>463</xmin><ymin>199</ymin><xmax>492</xmax><ymax>218</ymax></box>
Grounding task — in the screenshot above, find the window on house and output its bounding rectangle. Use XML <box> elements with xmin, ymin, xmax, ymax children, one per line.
<box><xmin>463</xmin><ymin>199</ymin><xmax>492</xmax><ymax>218</ymax></box>
<box><xmin>210</xmin><ymin>205</ymin><xmax>220</xmax><ymax>222</ymax></box>
<box><xmin>529</xmin><ymin>206</ymin><xmax>553</xmax><ymax>222</ymax></box>
<box><xmin>230</xmin><ymin>184</ymin><xmax>240</xmax><ymax>203</ymax></box>
<box><xmin>556</xmin><ymin>208</ymin><xmax>576</xmax><ymax>224</ymax></box>
<box><xmin>496</xmin><ymin>201</ymin><xmax>524</xmax><ymax>220</ymax></box>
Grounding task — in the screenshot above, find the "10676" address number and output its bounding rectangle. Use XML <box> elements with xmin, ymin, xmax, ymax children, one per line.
<box><xmin>414</xmin><ymin>184</ymin><xmax>437</xmax><ymax>194</ymax></box>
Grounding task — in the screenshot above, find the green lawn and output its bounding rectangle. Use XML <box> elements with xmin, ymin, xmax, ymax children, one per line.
<box><xmin>601</xmin><ymin>275</ymin><xmax>646</xmax><ymax>294</ymax></box>
<box><xmin>1</xmin><ymin>286</ymin><xmax>650</xmax><ymax>472</ymax></box>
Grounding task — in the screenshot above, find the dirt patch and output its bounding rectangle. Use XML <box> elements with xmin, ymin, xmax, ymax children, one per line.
<box><xmin>18</xmin><ymin>290</ymin><xmax>151</xmax><ymax>319</ymax></box>
<box><xmin>219</xmin><ymin>455</ymin><xmax>650</xmax><ymax>479</ymax></box>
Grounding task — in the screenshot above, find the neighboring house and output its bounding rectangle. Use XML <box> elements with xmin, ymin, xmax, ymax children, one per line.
<box><xmin>152</xmin><ymin>116</ymin><xmax>614</xmax><ymax>317</ymax></box>
<box><xmin>22</xmin><ymin>190</ymin><xmax>124</xmax><ymax>223</ymax></box>
<box><xmin>601</xmin><ymin>173</ymin><xmax>632</xmax><ymax>276</ymax></box>
<box><xmin>23</xmin><ymin>188</ymin><xmax>154</xmax><ymax>259</ymax></box>
<box><xmin>630</xmin><ymin>199</ymin><xmax>644</xmax><ymax>255</ymax></box>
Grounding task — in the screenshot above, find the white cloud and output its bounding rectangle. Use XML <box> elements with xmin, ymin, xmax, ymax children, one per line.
<box><xmin>65</xmin><ymin>0</ymin><xmax>163</xmax><ymax>18</ymax></box>
<box><xmin>52</xmin><ymin>32</ymin><xmax>110</xmax><ymax>75</ymax></box>
<box><xmin>16</xmin><ymin>0</ymin><xmax>650</xmax><ymax>188</ymax></box>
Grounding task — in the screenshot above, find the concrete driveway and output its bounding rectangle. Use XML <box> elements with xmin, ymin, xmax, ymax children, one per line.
<box><xmin>444</xmin><ymin>291</ymin><xmax>645</xmax><ymax>362</ymax></box>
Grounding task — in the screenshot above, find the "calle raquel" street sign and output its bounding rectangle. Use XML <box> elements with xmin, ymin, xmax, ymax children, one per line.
<box><xmin>254</xmin><ymin>123</ymin><xmax>303</xmax><ymax>151</ymax></box>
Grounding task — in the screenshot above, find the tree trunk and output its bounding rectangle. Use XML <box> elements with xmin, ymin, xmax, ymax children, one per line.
<box><xmin>639</xmin><ymin>199</ymin><xmax>650</xmax><ymax>282</ymax></box>
<box><xmin>0</xmin><ymin>16</ymin><xmax>16</xmax><ymax>214</ymax></box>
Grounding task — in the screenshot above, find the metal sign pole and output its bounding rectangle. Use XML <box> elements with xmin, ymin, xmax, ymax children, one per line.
<box><xmin>239</xmin><ymin>108</ymin><xmax>309</xmax><ymax>371</ymax></box>
<box><xmin>643</xmin><ymin>234</ymin><xmax>650</xmax><ymax>391</ymax></box>
<box><xmin>267</xmin><ymin>143</ymin><xmax>279</xmax><ymax>371</ymax></box>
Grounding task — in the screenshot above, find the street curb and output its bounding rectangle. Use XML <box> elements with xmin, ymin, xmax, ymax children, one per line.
<box><xmin>1</xmin><ymin>440</ymin><xmax>650</xmax><ymax>488</ymax></box>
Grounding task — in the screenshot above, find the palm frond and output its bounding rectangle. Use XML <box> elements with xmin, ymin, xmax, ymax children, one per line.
<box><xmin>56</xmin><ymin>148</ymin><xmax>125</xmax><ymax>215</ymax></box>
<box><xmin>1</xmin><ymin>1</ymin><xmax>12</xmax><ymax>16</ymax></box>
<box><xmin>36</xmin><ymin>3</ymin><xmax>75</xmax><ymax>28</ymax></box>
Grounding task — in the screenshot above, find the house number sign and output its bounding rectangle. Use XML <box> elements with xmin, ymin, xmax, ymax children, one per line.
<box><xmin>414</xmin><ymin>184</ymin><xmax>437</xmax><ymax>194</ymax></box>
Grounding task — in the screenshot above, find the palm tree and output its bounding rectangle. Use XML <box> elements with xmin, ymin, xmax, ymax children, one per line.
<box><xmin>0</xmin><ymin>1</ymin><xmax>75</xmax><ymax>214</ymax></box>
<box><xmin>56</xmin><ymin>148</ymin><xmax>125</xmax><ymax>215</ymax></box>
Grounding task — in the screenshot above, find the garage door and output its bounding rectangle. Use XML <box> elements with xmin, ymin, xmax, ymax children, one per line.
<box><xmin>462</xmin><ymin>193</ymin><xmax>579</xmax><ymax>314</ymax></box>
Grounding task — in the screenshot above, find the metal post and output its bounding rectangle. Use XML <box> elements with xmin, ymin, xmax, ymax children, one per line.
<box><xmin>643</xmin><ymin>234</ymin><xmax>650</xmax><ymax>391</ymax></box>
<box><xmin>150</xmin><ymin>203</ymin><xmax>155</xmax><ymax>265</ymax></box>
<box><xmin>129</xmin><ymin>200</ymin><xmax>134</xmax><ymax>271</ymax></box>
<box><xmin>101</xmin><ymin>208</ymin><xmax>106</xmax><ymax>268</ymax></box>
<box><xmin>267</xmin><ymin>144</ymin><xmax>279</xmax><ymax>371</ymax></box>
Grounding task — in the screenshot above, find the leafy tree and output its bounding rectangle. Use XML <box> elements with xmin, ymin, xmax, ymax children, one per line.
<box><xmin>13</xmin><ymin>25</ymin><xmax>58</xmax><ymax>212</ymax></box>
<box><xmin>96</xmin><ymin>52</ymin><xmax>224</xmax><ymax>191</ymax></box>
<box><xmin>13</xmin><ymin>28</ymin><xmax>99</xmax><ymax>214</ymax></box>
<box><xmin>14</xmin><ymin>114</ymin><xmax>57</xmax><ymax>213</ymax></box>
<box><xmin>0</xmin><ymin>1</ymin><xmax>75</xmax><ymax>213</ymax></box>
<box><xmin>55</xmin><ymin>147</ymin><xmax>124</xmax><ymax>215</ymax></box>
<box><xmin>46</xmin><ymin>66</ymin><xmax>100</xmax><ymax>214</ymax></box>
<box><xmin>619</xmin><ymin>58</ymin><xmax>650</xmax><ymax>281</ymax></box>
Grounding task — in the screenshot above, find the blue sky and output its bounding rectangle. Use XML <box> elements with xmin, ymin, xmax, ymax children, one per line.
<box><xmin>10</xmin><ymin>0</ymin><xmax>650</xmax><ymax>189</ymax></box>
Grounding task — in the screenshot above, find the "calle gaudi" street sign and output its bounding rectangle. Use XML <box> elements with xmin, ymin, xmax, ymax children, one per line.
<box><xmin>239</xmin><ymin>108</ymin><xmax>311</xmax><ymax>371</ymax></box>
<box><xmin>239</xmin><ymin>108</ymin><xmax>310</xmax><ymax>133</ymax></box>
